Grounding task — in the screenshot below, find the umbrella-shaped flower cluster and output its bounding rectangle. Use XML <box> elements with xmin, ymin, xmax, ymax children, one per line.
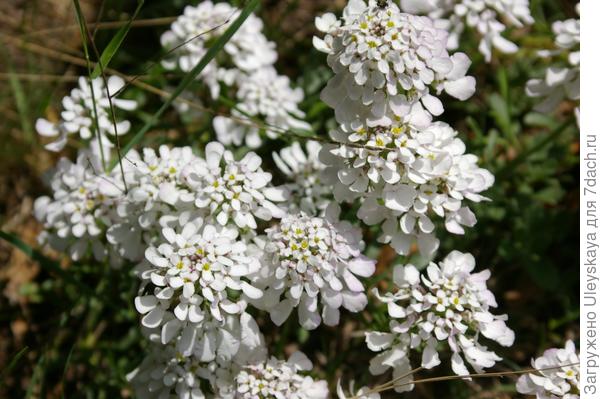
<box><xmin>366</xmin><ymin>251</ymin><xmax>514</xmax><ymax>391</ymax></box>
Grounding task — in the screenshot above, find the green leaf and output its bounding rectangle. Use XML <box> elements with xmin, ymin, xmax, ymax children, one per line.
<box><xmin>5</xmin><ymin>62</ymin><xmax>34</xmax><ymax>142</ymax></box>
<box><xmin>0</xmin><ymin>346</ymin><xmax>29</xmax><ymax>388</ymax></box>
<box><xmin>0</xmin><ymin>230</ymin><xmax>99</xmax><ymax>301</ymax></box>
<box><xmin>0</xmin><ymin>230</ymin><xmax>65</xmax><ymax>277</ymax></box>
<box><xmin>488</xmin><ymin>93</ymin><xmax>518</xmax><ymax>146</ymax></box>
<box><xmin>91</xmin><ymin>1</ymin><xmax>145</xmax><ymax>79</ymax></box>
<box><xmin>72</xmin><ymin>0</ymin><xmax>108</xmax><ymax>169</ymax></box>
<box><xmin>111</xmin><ymin>0</ymin><xmax>261</xmax><ymax>170</ymax></box>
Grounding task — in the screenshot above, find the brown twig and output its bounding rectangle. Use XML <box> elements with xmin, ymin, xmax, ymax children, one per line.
<box><xmin>353</xmin><ymin>362</ymin><xmax>580</xmax><ymax>398</ymax></box>
<box><xmin>23</xmin><ymin>17</ymin><xmax>178</xmax><ymax>38</ymax></box>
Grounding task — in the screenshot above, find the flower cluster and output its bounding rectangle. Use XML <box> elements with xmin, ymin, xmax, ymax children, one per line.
<box><xmin>235</xmin><ymin>352</ymin><xmax>329</xmax><ymax>399</ymax></box>
<box><xmin>213</xmin><ymin>67</ymin><xmax>311</xmax><ymax>148</ymax></box>
<box><xmin>162</xmin><ymin>1</ymin><xmax>309</xmax><ymax>148</ymax></box>
<box><xmin>314</xmin><ymin>0</ymin><xmax>476</xmax><ymax>130</ymax></box>
<box><xmin>314</xmin><ymin>0</ymin><xmax>490</xmax><ymax>257</ymax></box>
<box><xmin>34</xmin><ymin>141</ymin><xmax>302</xmax><ymax>397</ymax></box>
<box><xmin>516</xmin><ymin>340</ymin><xmax>580</xmax><ymax>399</ymax></box>
<box><xmin>105</xmin><ymin>146</ymin><xmax>200</xmax><ymax>262</ymax></box>
<box><xmin>400</xmin><ymin>0</ymin><xmax>534</xmax><ymax>62</ymax></box>
<box><xmin>366</xmin><ymin>251</ymin><xmax>514</xmax><ymax>391</ymax></box>
<box><xmin>35</xmin><ymin>76</ymin><xmax>137</xmax><ymax>157</ymax></box>
<box><xmin>320</xmin><ymin>121</ymin><xmax>494</xmax><ymax>256</ymax></box>
<box><xmin>34</xmin><ymin>150</ymin><xmax>123</xmax><ymax>264</ymax></box>
<box><xmin>182</xmin><ymin>141</ymin><xmax>286</xmax><ymax>229</ymax></box>
<box><xmin>526</xmin><ymin>3</ymin><xmax>580</xmax><ymax>122</ymax></box>
<box><xmin>136</xmin><ymin>218</ymin><xmax>263</xmax><ymax>352</ymax></box>
<box><xmin>255</xmin><ymin>205</ymin><xmax>376</xmax><ymax>329</ymax></box>
<box><xmin>161</xmin><ymin>1</ymin><xmax>276</xmax><ymax>99</ymax></box>
<box><xmin>128</xmin><ymin>312</ymin><xmax>267</xmax><ymax>399</ymax></box>
<box><xmin>124</xmin><ymin>142</ymin><xmax>295</xmax><ymax>397</ymax></box>
<box><xmin>273</xmin><ymin>141</ymin><xmax>331</xmax><ymax>216</ymax></box>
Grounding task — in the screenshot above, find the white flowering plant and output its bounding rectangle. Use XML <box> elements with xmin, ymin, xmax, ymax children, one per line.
<box><xmin>0</xmin><ymin>0</ymin><xmax>580</xmax><ymax>398</ymax></box>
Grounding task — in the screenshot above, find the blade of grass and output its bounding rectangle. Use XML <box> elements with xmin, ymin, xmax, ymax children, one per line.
<box><xmin>0</xmin><ymin>230</ymin><xmax>65</xmax><ymax>277</ymax></box>
<box><xmin>74</xmin><ymin>0</ymin><xmax>135</xmax><ymax>192</ymax></box>
<box><xmin>24</xmin><ymin>353</ymin><xmax>45</xmax><ymax>399</ymax></box>
<box><xmin>496</xmin><ymin>117</ymin><xmax>576</xmax><ymax>178</ymax></box>
<box><xmin>0</xmin><ymin>230</ymin><xmax>110</xmax><ymax>305</ymax></box>
<box><xmin>0</xmin><ymin>346</ymin><xmax>29</xmax><ymax>388</ymax></box>
<box><xmin>110</xmin><ymin>0</ymin><xmax>260</xmax><ymax>170</ymax></box>
<box><xmin>6</xmin><ymin>68</ymin><xmax>34</xmax><ymax>142</ymax></box>
<box><xmin>1</xmin><ymin>47</ymin><xmax>34</xmax><ymax>142</ymax></box>
<box><xmin>72</xmin><ymin>0</ymin><xmax>108</xmax><ymax>171</ymax></box>
<box><xmin>90</xmin><ymin>0</ymin><xmax>145</xmax><ymax>78</ymax></box>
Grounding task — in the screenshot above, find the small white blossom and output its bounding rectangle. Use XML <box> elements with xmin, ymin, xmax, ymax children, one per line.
<box><xmin>526</xmin><ymin>4</ymin><xmax>579</xmax><ymax>121</ymax></box>
<box><xmin>272</xmin><ymin>141</ymin><xmax>331</xmax><ymax>215</ymax></box>
<box><xmin>105</xmin><ymin>146</ymin><xmax>200</xmax><ymax>262</ymax></box>
<box><xmin>183</xmin><ymin>141</ymin><xmax>286</xmax><ymax>229</ymax></box>
<box><xmin>320</xmin><ymin>121</ymin><xmax>493</xmax><ymax>257</ymax></box>
<box><xmin>367</xmin><ymin>251</ymin><xmax>514</xmax><ymax>391</ymax></box>
<box><xmin>34</xmin><ymin>150</ymin><xmax>123</xmax><ymax>264</ymax></box>
<box><xmin>161</xmin><ymin>1</ymin><xmax>277</xmax><ymax>99</ymax></box>
<box><xmin>214</xmin><ymin>67</ymin><xmax>311</xmax><ymax>149</ymax></box>
<box><xmin>516</xmin><ymin>340</ymin><xmax>580</xmax><ymax>399</ymax></box>
<box><xmin>135</xmin><ymin>215</ymin><xmax>263</xmax><ymax>354</ymax></box>
<box><xmin>314</xmin><ymin>0</ymin><xmax>476</xmax><ymax>130</ymax></box>
<box><xmin>235</xmin><ymin>352</ymin><xmax>329</xmax><ymax>399</ymax></box>
<box><xmin>401</xmin><ymin>0</ymin><xmax>534</xmax><ymax>62</ymax></box>
<box><xmin>36</xmin><ymin>76</ymin><xmax>137</xmax><ymax>155</ymax></box>
<box><xmin>128</xmin><ymin>312</ymin><xmax>266</xmax><ymax>399</ymax></box>
<box><xmin>336</xmin><ymin>380</ymin><xmax>381</xmax><ymax>399</ymax></box>
<box><xmin>255</xmin><ymin>205</ymin><xmax>376</xmax><ymax>329</ymax></box>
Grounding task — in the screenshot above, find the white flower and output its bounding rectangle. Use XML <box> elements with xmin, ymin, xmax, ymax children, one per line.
<box><xmin>161</xmin><ymin>1</ymin><xmax>277</xmax><ymax>99</ymax></box>
<box><xmin>128</xmin><ymin>344</ymin><xmax>212</xmax><ymax>399</ymax></box>
<box><xmin>314</xmin><ymin>0</ymin><xmax>475</xmax><ymax>130</ymax></box>
<box><xmin>255</xmin><ymin>204</ymin><xmax>376</xmax><ymax>329</ymax></box>
<box><xmin>526</xmin><ymin>4</ymin><xmax>579</xmax><ymax>121</ymax></box>
<box><xmin>367</xmin><ymin>251</ymin><xmax>514</xmax><ymax>390</ymax></box>
<box><xmin>213</xmin><ymin>67</ymin><xmax>311</xmax><ymax>149</ymax></box>
<box><xmin>516</xmin><ymin>340</ymin><xmax>580</xmax><ymax>399</ymax></box>
<box><xmin>128</xmin><ymin>312</ymin><xmax>266</xmax><ymax>399</ymax></box>
<box><xmin>105</xmin><ymin>146</ymin><xmax>200</xmax><ymax>262</ymax></box>
<box><xmin>401</xmin><ymin>0</ymin><xmax>534</xmax><ymax>62</ymax></box>
<box><xmin>34</xmin><ymin>150</ymin><xmax>123</xmax><ymax>264</ymax></box>
<box><xmin>235</xmin><ymin>352</ymin><xmax>329</xmax><ymax>399</ymax></box>
<box><xmin>135</xmin><ymin>215</ymin><xmax>263</xmax><ymax>354</ymax></box>
<box><xmin>336</xmin><ymin>380</ymin><xmax>380</xmax><ymax>399</ymax></box>
<box><xmin>35</xmin><ymin>76</ymin><xmax>136</xmax><ymax>155</ymax></box>
<box><xmin>272</xmin><ymin>141</ymin><xmax>331</xmax><ymax>215</ymax></box>
<box><xmin>183</xmin><ymin>141</ymin><xmax>286</xmax><ymax>229</ymax></box>
<box><xmin>320</xmin><ymin>121</ymin><xmax>493</xmax><ymax>257</ymax></box>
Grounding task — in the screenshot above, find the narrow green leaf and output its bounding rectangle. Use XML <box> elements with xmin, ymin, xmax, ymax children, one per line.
<box><xmin>111</xmin><ymin>0</ymin><xmax>260</xmax><ymax>170</ymax></box>
<box><xmin>72</xmin><ymin>0</ymin><xmax>109</xmax><ymax>170</ymax></box>
<box><xmin>496</xmin><ymin>117</ymin><xmax>575</xmax><ymax>178</ymax></box>
<box><xmin>0</xmin><ymin>230</ymin><xmax>64</xmax><ymax>277</ymax></box>
<box><xmin>0</xmin><ymin>230</ymin><xmax>98</xmax><ymax>301</ymax></box>
<box><xmin>0</xmin><ymin>346</ymin><xmax>29</xmax><ymax>388</ymax></box>
<box><xmin>91</xmin><ymin>1</ymin><xmax>145</xmax><ymax>78</ymax></box>
<box><xmin>0</xmin><ymin>46</ymin><xmax>34</xmax><ymax>142</ymax></box>
<box><xmin>25</xmin><ymin>353</ymin><xmax>46</xmax><ymax>399</ymax></box>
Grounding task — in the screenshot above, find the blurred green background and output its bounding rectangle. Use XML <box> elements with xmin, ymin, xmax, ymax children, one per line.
<box><xmin>0</xmin><ymin>0</ymin><xmax>579</xmax><ymax>397</ymax></box>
